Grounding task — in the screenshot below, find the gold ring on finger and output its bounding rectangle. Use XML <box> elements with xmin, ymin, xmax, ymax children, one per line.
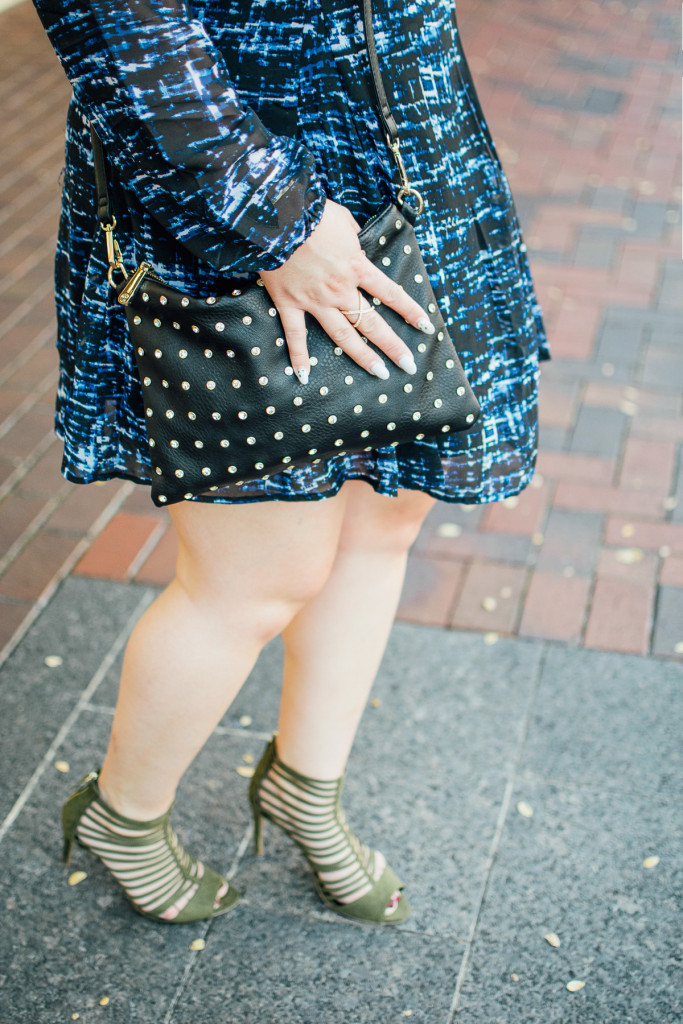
<box><xmin>340</xmin><ymin>291</ymin><xmax>372</xmax><ymax>328</ymax></box>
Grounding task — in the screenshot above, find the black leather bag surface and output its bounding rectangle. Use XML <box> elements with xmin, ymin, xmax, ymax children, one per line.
<box><xmin>122</xmin><ymin>201</ymin><xmax>479</xmax><ymax>504</ymax></box>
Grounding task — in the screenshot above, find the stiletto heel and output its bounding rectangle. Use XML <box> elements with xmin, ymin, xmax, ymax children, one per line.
<box><xmin>62</xmin><ymin>835</ymin><xmax>74</xmax><ymax>866</ymax></box>
<box><xmin>252</xmin><ymin>801</ymin><xmax>264</xmax><ymax>856</ymax></box>
<box><xmin>248</xmin><ymin>735</ymin><xmax>410</xmax><ymax>926</ymax></box>
<box><xmin>61</xmin><ymin>769</ymin><xmax>241</xmax><ymax>923</ymax></box>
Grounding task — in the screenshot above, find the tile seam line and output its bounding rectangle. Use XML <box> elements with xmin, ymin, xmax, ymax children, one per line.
<box><xmin>0</xmin><ymin>587</ymin><xmax>154</xmax><ymax>847</ymax></box>
<box><xmin>162</xmin><ymin>826</ymin><xmax>253</xmax><ymax>1024</ymax></box>
<box><xmin>0</xmin><ymin>480</ymin><xmax>135</xmax><ymax>668</ymax></box>
<box><xmin>445</xmin><ymin>641</ymin><xmax>550</xmax><ymax>1022</ymax></box>
<box><xmin>0</xmin><ymin>321</ymin><xmax>55</xmax><ymax>389</ymax></box>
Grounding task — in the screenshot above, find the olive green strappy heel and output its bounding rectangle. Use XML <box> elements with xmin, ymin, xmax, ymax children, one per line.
<box><xmin>62</xmin><ymin>770</ymin><xmax>241</xmax><ymax>923</ymax></box>
<box><xmin>248</xmin><ymin>736</ymin><xmax>410</xmax><ymax>926</ymax></box>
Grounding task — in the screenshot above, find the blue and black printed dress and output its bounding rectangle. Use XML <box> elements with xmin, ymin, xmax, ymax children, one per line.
<box><xmin>33</xmin><ymin>0</ymin><xmax>549</xmax><ymax>504</ymax></box>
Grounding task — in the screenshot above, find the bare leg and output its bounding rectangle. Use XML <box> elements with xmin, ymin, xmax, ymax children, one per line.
<box><xmin>276</xmin><ymin>481</ymin><xmax>435</xmax><ymax>778</ymax></box>
<box><xmin>97</xmin><ymin>490</ymin><xmax>350</xmax><ymax>821</ymax></box>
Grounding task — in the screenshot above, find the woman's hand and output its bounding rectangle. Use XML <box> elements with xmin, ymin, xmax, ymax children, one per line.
<box><xmin>259</xmin><ymin>199</ymin><xmax>435</xmax><ymax>385</ymax></box>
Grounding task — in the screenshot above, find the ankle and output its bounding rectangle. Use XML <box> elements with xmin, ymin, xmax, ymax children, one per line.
<box><xmin>96</xmin><ymin>770</ymin><xmax>173</xmax><ymax>823</ymax></box>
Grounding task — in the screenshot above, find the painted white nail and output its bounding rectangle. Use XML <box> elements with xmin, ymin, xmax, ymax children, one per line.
<box><xmin>417</xmin><ymin>317</ymin><xmax>436</xmax><ymax>335</ymax></box>
<box><xmin>370</xmin><ymin>360</ymin><xmax>390</xmax><ymax>380</ymax></box>
<box><xmin>294</xmin><ymin>367</ymin><xmax>309</xmax><ymax>385</ymax></box>
<box><xmin>399</xmin><ymin>354</ymin><xmax>417</xmax><ymax>375</ymax></box>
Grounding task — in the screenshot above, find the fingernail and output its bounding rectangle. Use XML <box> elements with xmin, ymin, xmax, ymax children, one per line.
<box><xmin>370</xmin><ymin>360</ymin><xmax>390</xmax><ymax>380</ymax></box>
<box><xmin>294</xmin><ymin>367</ymin><xmax>309</xmax><ymax>385</ymax></box>
<box><xmin>417</xmin><ymin>317</ymin><xmax>436</xmax><ymax>335</ymax></box>
<box><xmin>398</xmin><ymin>354</ymin><xmax>417</xmax><ymax>375</ymax></box>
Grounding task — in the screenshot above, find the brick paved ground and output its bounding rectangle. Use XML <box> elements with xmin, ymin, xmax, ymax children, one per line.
<box><xmin>0</xmin><ymin>0</ymin><xmax>680</xmax><ymax>658</ymax></box>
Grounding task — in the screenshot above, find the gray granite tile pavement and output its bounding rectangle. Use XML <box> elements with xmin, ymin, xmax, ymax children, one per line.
<box><xmin>0</xmin><ymin>578</ymin><xmax>681</xmax><ymax>1024</ymax></box>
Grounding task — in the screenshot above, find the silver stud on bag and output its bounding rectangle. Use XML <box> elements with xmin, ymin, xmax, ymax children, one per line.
<box><xmin>206</xmin><ymin>297</ymin><xmax>216</xmax><ymax>305</ymax></box>
<box><xmin>442</xmin><ymin>425</ymin><xmax>451</xmax><ymax>432</ymax></box>
<box><xmin>214</xmin><ymin>323</ymin><xmax>225</xmax><ymax>332</ymax></box>
<box><xmin>160</xmin><ymin>295</ymin><xmax>167</xmax><ymax>305</ymax></box>
<box><xmin>188</xmin><ymin>411</ymin><xmax>196</xmax><ymax>420</ymax></box>
<box><xmin>226</xmin><ymin>349</ymin><xmax>235</xmax><ymax>358</ymax></box>
<box><xmin>173</xmin><ymin>322</ymin><xmax>180</xmax><ymax>330</ymax></box>
<box><xmin>268</xmin><ymin>307</ymin><xmax>277</xmax><ymax>317</ymax></box>
<box><xmin>133</xmin><ymin>316</ymin><xmax>142</xmax><ymax>325</ymax></box>
<box><xmin>353</xmin><ymin>405</ymin><xmax>363</xmax><ymax>413</ymax></box>
<box><xmin>284</xmin><ymin>367</ymin><xmax>294</xmax><ymax>376</ymax></box>
<box><xmin>274</xmin><ymin>431</ymin><xmax>284</xmax><ymax>440</ymax></box>
<box><xmin>232</xmin><ymin>380</ymin><xmax>241</xmax><ymax>388</ymax></box>
<box><xmin>302</xmin><ymin>424</ymin><xmax>311</xmax><ymax>432</ymax></box>
<box><xmin>310</xmin><ymin>356</ymin><xmax>318</xmax><ymax>366</ymax></box>
<box><xmin>404</xmin><ymin>383</ymin><xmax>413</xmax><ymax>393</ymax></box>
<box><xmin>192</xmin><ymin>325</ymin><xmax>200</xmax><ymax>334</ymax></box>
<box><xmin>345</xmin><ymin>375</ymin><xmax>354</xmax><ymax>385</ymax></box>
<box><xmin>242</xmin><ymin>315</ymin><xmax>252</xmax><ymax>325</ymax></box>
<box><xmin>457</xmin><ymin>386</ymin><xmax>466</xmax><ymax>396</ymax></box>
<box><xmin>276</xmin><ymin>337</ymin><xmax>285</xmax><ymax>347</ymax></box>
<box><xmin>333</xmin><ymin>347</ymin><xmax>343</xmax><ymax>356</ymax></box>
<box><xmin>417</xmin><ymin>343</ymin><xmax>427</xmax><ymax>353</ymax></box>
<box><xmin>232</xmin><ymin>288</ymin><xmax>242</xmax><ymax>296</ymax></box>
<box><xmin>181</xmin><ymin>297</ymin><xmax>190</xmax><ymax>307</ymax></box>
<box><xmin>251</xmin><ymin>346</ymin><xmax>261</xmax><ymax>356</ymax></box>
<box><xmin>204</xmin><ymin>349</ymin><xmax>213</xmax><ymax>358</ymax></box>
<box><xmin>194</xmin><ymin>440</ymin><xmax>204</xmax><ymax>448</ymax></box>
<box><xmin>382</xmin><ymin>256</ymin><xmax>391</xmax><ymax>266</ymax></box>
<box><xmin>206</xmin><ymin>381</ymin><xmax>216</xmax><ymax>390</ymax></box>
<box><xmin>137</xmin><ymin>347</ymin><xmax>144</xmax><ymax>355</ymax></box>
<box><xmin>170</xmin><ymin>440</ymin><xmax>179</xmax><ymax>448</ymax></box>
<box><xmin>414</xmin><ymin>274</ymin><xmax>423</xmax><ymax>283</ymax></box>
<box><xmin>428</xmin><ymin>303</ymin><xmax>436</xmax><ymax>313</ymax></box>
<box><xmin>334</xmin><ymin>439</ymin><xmax>344</xmax><ymax>446</ymax></box>
<box><xmin>387</xmin><ymin>422</ymin><xmax>396</xmax><ymax>430</ymax></box>
<box><xmin>379</xmin><ymin>235</ymin><xmax>386</xmax><ymax>245</ymax></box>
<box><xmin>292</xmin><ymin>397</ymin><xmax>303</xmax><ymax>407</ymax></box>
<box><xmin>220</xmin><ymin>439</ymin><xmax>230</xmax><ymax>447</ymax></box>
<box><xmin>158</xmin><ymin>495</ymin><xmax>167</xmax><ymax>502</ymax></box>
<box><xmin>182</xmin><ymin>381</ymin><xmax>190</xmax><ymax>390</ymax></box>
<box><xmin>360</xmin><ymin>430</ymin><xmax>370</xmax><ymax>438</ymax></box>
<box><xmin>320</xmin><ymin>386</ymin><xmax>329</xmax><ymax>395</ymax></box>
<box><xmin>154</xmin><ymin>349</ymin><xmax>162</xmax><ymax>358</ymax></box>
<box><xmin>328</xmin><ymin>415</ymin><xmax>337</xmax><ymax>424</ymax></box>
<box><xmin>434</xmin><ymin>398</ymin><xmax>443</xmax><ymax>408</ymax></box>
<box><xmin>143</xmin><ymin>376</ymin><xmax>151</xmax><ymax>386</ymax></box>
<box><xmin>426</xmin><ymin>371</ymin><xmax>434</xmax><ymax>381</ymax></box>
<box><xmin>437</xmin><ymin>331</ymin><xmax>444</xmax><ymax>340</ymax></box>
<box><xmin>162</xmin><ymin>379</ymin><xmax>169</xmax><ymax>388</ymax></box>
<box><xmin>395</xmin><ymin>219</ymin><xmax>402</xmax><ymax>229</ymax></box>
<box><xmin>258</xmin><ymin>376</ymin><xmax>269</xmax><ymax>385</ymax></box>
<box><xmin>165</xmin><ymin>410</ymin><xmax>174</xmax><ymax>418</ymax></box>
<box><xmin>228</xmin><ymin>466</ymin><xmax>237</xmax><ymax>473</ymax></box>
<box><xmin>266</xmin><ymin>406</ymin><xmax>276</xmax><ymax>414</ymax></box>
<box><xmin>403</xmin><ymin>244</ymin><xmax>412</xmax><ymax>254</ymax></box>
<box><xmin>247</xmin><ymin>437</ymin><xmax>256</xmax><ymax>445</ymax></box>
<box><xmin>238</xmin><ymin>411</ymin><xmax>247</xmax><ymax>420</ymax></box>
<box><xmin>202</xmin><ymin>466</ymin><xmax>211</xmax><ymax>474</ymax></box>
<box><xmin>446</xmin><ymin>359</ymin><xmax>455</xmax><ymax>369</ymax></box>
<box><xmin>413</xmin><ymin>411</ymin><xmax>421</xmax><ymax>420</ymax></box>
<box><xmin>174</xmin><ymin>469</ymin><xmax>184</xmax><ymax>477</ymax></box>
<box><xmin>153</xmin><ymin>319</ymin><xmax>161</xmax><ymax>328</ymax></box>
<box><xmin>378</xmin><ymin>394</ymin><xmax>388</xmax><ymax>404</ymax></box>
<box><xmin>212</xmin><ymin>412</ymin><xmax>221</xmax><ymax>420</ymax></box>
<box><xmin>308</xmin><ymin>448</ymin><xmax>318</xmax><ymax>455</ymax></box>
<box><xmin>179</xmin><ymin>350</ymin><xmax>188</xmax><ymax>358</ymax></box>
<box><xmin>142</xmin><ymin>292</ymin><xmax>149</xmax><ymax>302</ymax></box>
<box><xmin>466</xmin><ymin>413</ymin><xmax>475</xmax><ymax>423</ymax></box>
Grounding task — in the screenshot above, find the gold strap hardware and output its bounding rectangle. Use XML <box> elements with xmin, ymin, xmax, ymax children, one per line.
<box><xmin>387</xmin><ymin>138</ymin><xmax>424</xmax><ymax>216</ymax></box>
<box><xmin>100</xmin><ymin>217</ymin><xmax>129</xmax><ymax>285</ymax></box>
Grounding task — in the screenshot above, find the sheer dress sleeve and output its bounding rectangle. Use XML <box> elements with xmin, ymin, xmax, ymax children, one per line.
<box><xmin>33</xmin><ymin>0</ymin><xmax>327</xmax><ymax>273</ymax></box>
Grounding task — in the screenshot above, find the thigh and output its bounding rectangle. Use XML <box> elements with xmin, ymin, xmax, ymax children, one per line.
<box><xmin>169</xmin><ymin>489</ymin><xmax>350</xmax><ymax>606</ymax></box>
<box><xmin>337</xmin><ymin>480</ymin><xmax>436</xmax><ymax>554</ymax></box>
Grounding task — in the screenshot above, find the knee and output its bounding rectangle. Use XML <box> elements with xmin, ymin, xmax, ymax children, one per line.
<box><xmin>174</xmin><ymin>544</ymin><xmax>336</xmax><ymax>646</ymax></box>
<box><xmin>339</xmin><ymin>488</ymin><xmax>436</xmax><ymax>557</ymax></box>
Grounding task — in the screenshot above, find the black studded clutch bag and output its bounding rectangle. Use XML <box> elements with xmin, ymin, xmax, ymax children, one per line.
<box><xmin>90</xmin><ymin>0</ymin><xmax>480</xmax><ymax>507</ymax></box>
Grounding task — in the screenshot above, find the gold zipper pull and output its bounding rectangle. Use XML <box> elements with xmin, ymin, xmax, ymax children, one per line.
<box><xmin>118</xmin><ymin>261</ymin><xmax>152</xmax><ymax>306</ymax></box>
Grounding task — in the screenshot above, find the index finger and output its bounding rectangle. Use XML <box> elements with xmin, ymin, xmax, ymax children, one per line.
<box><xmin>357</xmin><ymin>259</ymin><xmax>436</xmax><ymax>336</ymax></box>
